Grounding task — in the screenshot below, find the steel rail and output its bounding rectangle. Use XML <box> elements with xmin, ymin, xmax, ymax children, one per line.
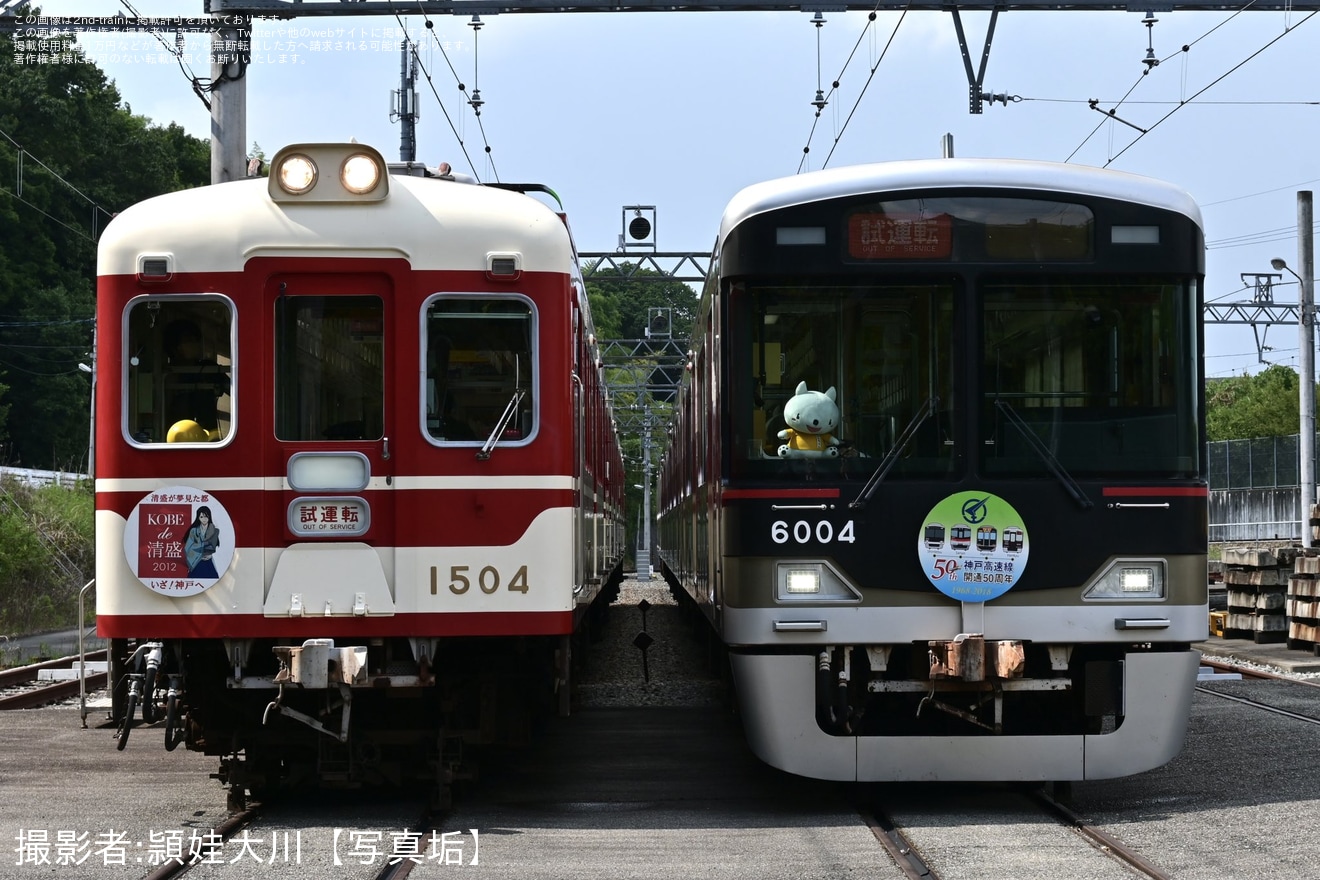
<box><xmin>1032</xmin><ymin>789</ymin><xmax>1173</xmax><ymax>880</ymax></box>
<box><xmin>862</xmin><ymin>807</ymin><xmax>939</xmax><ymax>880</ymax></box>
<box><xmin>372</xmin><ymin>806</ymin><xmax>449</xmax><ymax>880</ymax></box>
<box><xmin>0</xmin><ymin>672</ymin><xmax>109</xmax><ymax>710</ymax></box>
<box><xmin>1200</xmin><ymin>657</ymin><xmax>1320</xmax><ymax>688</ymax></box>
<box><xmin>1195</xmin><ymin>686</ymin><xmax>1320</xmax><ymax>726</ymax></box>
<box><xmin>139</xmin><ymin>806</ymin><xmax>263</xmax><ymax>880</ymax></box>
<box><xmin>0</xmin><ymin>649</ymin><xmax>107</xmax><ymax>688</ymax></box>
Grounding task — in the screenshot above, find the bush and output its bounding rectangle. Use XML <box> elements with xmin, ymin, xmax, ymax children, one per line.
<box><xmin>0</xmin><ymin>477</ymin><xmax>94</xmax><ymax>634</ymax></box>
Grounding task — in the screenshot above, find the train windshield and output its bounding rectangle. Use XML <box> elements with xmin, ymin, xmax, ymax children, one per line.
<box><xmin>124</xmin><ymin>297</ymin><xmax>233</xmax><ymax>445</ymax></box>
<box><xmin>274</xmin><ymin>296</ymin><xmax>384</xmax><ymax>442</ymax></box>
<box><xmin>732</xmin><ymin>281</ymin><xmax>956</xmax><ymax>479</ymax></box>
<box><xmin>980</xmin><ymin>278</ymin><xmax>1200</xmax><ymax>477</ymax></box>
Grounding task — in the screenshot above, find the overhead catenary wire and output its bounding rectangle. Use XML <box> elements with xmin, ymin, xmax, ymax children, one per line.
<box><xmin>1065</xmin><ymin>1</ymin><xmax>1261</xmax><ymax>162</ymax></box>
<box><xmin>797</xmin><ymin>5</ymin><xmax>910</xmax><ymax>175</ymax></box>
<box><xmin>1102</xmin><ymin>13</ymin><xmax>1317</xmax><ymax>167</ymax></box>
<box><xmin>1207</xmin><ymin>222</ymin><xmax>1320</xmax><ymax>251</ymax></box>
<box><xmin>117</xmin><ymin>0</ymin><xmax>242</xmax><ymax>111</ymax></box>
<box><xmin>1066</xmin><ymin>4</ymin><xmax>1315</xmax><ymax>166</ymax></box>
<box><xmin>0</xmin><ymin>125</ymin><xmax>115</xmax><ymax>241</ymax></box>
<box><xmin>380</xmin><ymin>2</ymin><xmax>499</xmax><ymax>183</ymax></box>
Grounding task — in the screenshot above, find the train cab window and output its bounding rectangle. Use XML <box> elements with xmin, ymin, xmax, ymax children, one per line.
<box><xmin>732</xmin><ymin>281</ymin><xmax>955</xmax><ymax>479</ymax></box>
<box><xmin>980</xmin><ymin>279</ymin><xmax>1200</xmax><ymax>478</ymax></box>
<box><xmin>274</xmin><ymin>296</ymin><xmax>384</xmax><ymax>442</ymax></box>
<box><xmin>124</xmin><ymin>298</ymin><xmax>233</xmax><ymax>445</ymax></box>
<box><xmin>423</xmin><ymin>296</ymin><xmax>534</xmax><ymax>445</ymax></box>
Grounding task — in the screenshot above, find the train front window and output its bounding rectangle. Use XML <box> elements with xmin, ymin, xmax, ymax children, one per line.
<box><xmin>733</xmin><ymin>281</ymin><xmax>955</xmax><ymax>478</ymax></box>
<box><xmin>124</xmin><ymin>297</ymin><xmax>233</xmax><ymax>445</ymax></box>
<box><xmin>274</xmin><ymin>296</ymin><xmax>384</xmax><ymax>442</ymax></box>
<box><xmin>980</xmin><ymin>279</ymin><xmax>1200</xmax><ymax>477</ymax></box>
<box><xmin>423</xmin><ymin>297</ymin><xmax>534</xmax><ymax>444</ymax></box>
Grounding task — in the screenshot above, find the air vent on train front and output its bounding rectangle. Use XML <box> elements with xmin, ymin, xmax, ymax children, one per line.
<box><xmin>486</xmin><ymin>253</ymin><xmax>522</xmax><ymax>281</ymax></box>
<box><xmin>138</xmin><ymin>255</ymin><xmax>173</xmax><ymax>281</ymax></box>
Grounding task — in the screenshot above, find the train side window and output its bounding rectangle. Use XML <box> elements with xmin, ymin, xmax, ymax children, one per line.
<box><xmin>124</xmin><ymin>297</ymin><xmax>233</xmax><ymax>445</ymax></box>
<box><xmin>423</xmin><ymin>296</ymin><xmax>535</xmax><ymax>444</ymax></box>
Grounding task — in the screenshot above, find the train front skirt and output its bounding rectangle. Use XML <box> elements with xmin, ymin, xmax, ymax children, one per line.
<box><xmin>730</xmin><ymin>649</ymin><xmax>1200</xmax><ymax>781</ymax></box>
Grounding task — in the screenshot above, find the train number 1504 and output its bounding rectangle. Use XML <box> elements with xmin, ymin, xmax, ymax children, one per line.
<box><xmin>771</xmin><ymin>519</ymin><xmax>856</xmax><ymax>545</ymax></box>
<box><xmin>430</xmin><ymin>564</ymin><xmax>530</xmax><ymax>595</ymax></box>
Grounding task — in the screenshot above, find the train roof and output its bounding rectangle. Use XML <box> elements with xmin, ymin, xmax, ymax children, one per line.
<box><xmin>718</xmin><ymin>158</ymin><xmax>1204</xmax><ymax>243</ymax></box>
<box><xmin>98</xmin><ymin>168</ymin><xmax>577</xmax><ymax>277</ymax></box>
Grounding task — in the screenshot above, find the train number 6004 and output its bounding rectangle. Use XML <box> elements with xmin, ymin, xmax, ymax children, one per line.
<box><xmin>770</xmin><ymin>519</ymin><xmax>856</xmax><ymax>545</ymax></box>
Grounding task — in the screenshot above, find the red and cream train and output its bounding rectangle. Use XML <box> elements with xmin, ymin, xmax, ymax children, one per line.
<box><xmin>94</xmin><ymin>143</ymin><xmax>625</xmax><ymax>806</ymax></box>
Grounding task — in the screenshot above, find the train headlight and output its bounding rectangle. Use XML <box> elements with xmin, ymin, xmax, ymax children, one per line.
<box><xmin>785</xmin><ymin>569</ymin><xmax>821</xmax><ymax>594</ymax></box>
<box><xmin>268</xmin><ymin>144</ymin><xmax>390</xmax><ymax>202</ymax></box>
<box><xmin>776</xmin><ymin>561</ymin><xmax>862</xmax><ymax>603</ymax></box>
<box><xmin>1082</xmin><ymin>559</ymin><xmax>1166</xmax><ymax>600</ymax></box>
<box><xmin>277</xmin><ymin>154</ymin><xmax>318</xmax><ymax>195</ymax></box>
<box><xmin>341</xmin><ymin>153</ymin><xmax>382</xmax><ymax>194</ymax></box>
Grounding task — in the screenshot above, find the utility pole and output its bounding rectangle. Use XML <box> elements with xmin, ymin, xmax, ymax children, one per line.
<box><xmin>1276</xmin><ymin>193</ymin><xmax>1317</xmax><ymax>546</ymax></box>
<box><xmin>209</xmin><ymin>22</ymin><xmax>249</xmax><ymax>184</ymax></box>
<box><xmin>1301</xmin><ymin>192</ymin><xmax>1316</xmax><ymax>546</ymax></box>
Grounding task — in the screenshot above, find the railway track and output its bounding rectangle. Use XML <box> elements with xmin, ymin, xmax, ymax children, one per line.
<box><xmin>1197</xmin><ymin>657</ymin><xmax>1320</xmax><ymax>726</ymax></box>
<box><xmin>0</xmin><ymin>649</ymin><xmax>107</xmax><ymax>710</ymax></box>
<box><xmin>127</xmin><ymin>798</ymin><xmax>444</xmax><ymax>880</ymax></box>
<box><xmin>869</xmin><ymin>787</ymin><xmax>1177</xmax><ymax>880</ymax></box>
<box><xmin>864</xmin><ymin>667</ymin><xmax>1320</xmax><ymax>880</ymax></box>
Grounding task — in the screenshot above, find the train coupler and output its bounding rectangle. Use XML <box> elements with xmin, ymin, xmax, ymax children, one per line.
<box><xmin>928</xmin><ymin>635</ymin><xmax>1025</xmax><ymax>682</ymax></box>
<box><xmin>262</xmin><ymin>681</ymin><xmax>353</xmax><ymax>743</ymax></box>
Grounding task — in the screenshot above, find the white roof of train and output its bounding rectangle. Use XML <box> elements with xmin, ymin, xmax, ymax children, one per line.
<box><xmin>98</xmin><ymin>173</ymin><xmax>576</xmax><ymax>277</ymax></box>
<box><xmin>718</xmin><ymin>158</ymin><xmax>1204</xmax><ymax>242</ymax></box>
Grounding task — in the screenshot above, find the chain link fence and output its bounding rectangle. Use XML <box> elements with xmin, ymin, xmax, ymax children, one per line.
<box><xmin>1208</xmin><ymin>433</ymin><xmax>1316</xmax><ymax>543</ymax></box>
<box><xmin>1207</xmin><ymin>434</ymin><xmax>1309</xmax><ymax>490</ymax></box>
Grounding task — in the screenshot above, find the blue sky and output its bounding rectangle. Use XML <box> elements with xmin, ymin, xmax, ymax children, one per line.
<box><xmin>29</xmin><ymin>2</ymin><xmax>1320</xmax><ymax>377</ymax></box>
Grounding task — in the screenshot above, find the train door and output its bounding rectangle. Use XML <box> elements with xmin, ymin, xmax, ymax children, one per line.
<box><xmin>263</xmin><ymin>271</ymin><xmax>398</xmax><ymax>620</ymax></box>
<box><xmin>571</xmin><ymin>301</ymin><xmax>586</xmax><ymax>598</ymax></box>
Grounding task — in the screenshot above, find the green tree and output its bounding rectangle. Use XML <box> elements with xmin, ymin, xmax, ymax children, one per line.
<box><xmin>583</xmin><ymin>266</ymin><xmax>695</xmax><ymax>559</ymax></box>
<box><xmin>583</xmin><ymin>263</ymin><xmax>699</xmax><ymax>342</ymax></box>
<box><xmin>0</xmin><ymin>17</ymin><xmax>209</xmax><ymax>468</ymax></box>
<box><xmin>1206</xmin><ymin>364</ymin><xmax>1305</xmax><ymax>441</ymax></box>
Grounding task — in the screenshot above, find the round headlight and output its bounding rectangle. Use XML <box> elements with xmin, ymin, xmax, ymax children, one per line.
<box><xmin>341</xmin><ymin>154</ymin><xmax>381</xmax><ymax>194</ymax></box>
<box><xmin>278</xmin><ymin>154</ymin><xmax>318</xmax><ymax>195</ymax></box>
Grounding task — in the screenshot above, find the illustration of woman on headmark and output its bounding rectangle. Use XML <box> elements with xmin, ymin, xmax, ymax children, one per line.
<box><xmin>184</xmin><ymin>506</ymin><xmax>220</xmax><ymax>578</ymax></box>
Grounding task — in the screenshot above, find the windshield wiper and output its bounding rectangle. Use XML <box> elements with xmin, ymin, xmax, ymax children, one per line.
<box><xmin>850</xmin><ymin>396</ymin><xmax>937</xmax><ymax>510</ymax></box>
<box><xmin>994</xmin><ymin>399</ymin><xmax>1092</xmax><ymax>509</ymax></box>
<box><xmin>476</xmin><ymin>389</ymin><xmax>525</xmax><ymax>461</ymax></box>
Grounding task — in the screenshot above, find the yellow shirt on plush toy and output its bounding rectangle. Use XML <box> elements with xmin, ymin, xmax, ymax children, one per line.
<box><xmin>779</xmin><ymin>428</ymin><xmax>836</xmax><ymax>453</ymax></box>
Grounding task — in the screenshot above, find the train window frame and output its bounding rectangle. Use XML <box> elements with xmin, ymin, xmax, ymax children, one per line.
<box><xmin>121</xmin><ymin>294</ymin><xmax>236</xmax><ymax>449</ymax></box>
<box><xmin>273</xmin><ymin>294</ymin><xmax>386</xmax><ymax>444</ymax></box>
<box><xmin>730</xmin><ymin>279</ymin><xmax>959</xmax><ymax>480</ymax></box>
<box><xmin>977</xmin><ymin>276</ymin><xmax>1200</xmax><ymax>479</ymax></box>
<box><xmin>420</xmin><ymin>292</ymin><xmax>539</xmax><ymax>448</ymax></box>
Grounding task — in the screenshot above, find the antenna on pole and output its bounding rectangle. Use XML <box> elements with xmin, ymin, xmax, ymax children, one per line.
<box><xmin>391</xmin><ymin>40</ymin><xmax>419</xmax><ymax>163</ymax></box>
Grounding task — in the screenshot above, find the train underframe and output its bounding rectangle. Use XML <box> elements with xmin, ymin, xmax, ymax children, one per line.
<box><xmin>108</xmin><ymin>584</ymin><xmax>616</xmax><ymax>810</ymax></box>
<box><xmin>730</xmin><ymin>641</ymin><xmax>1200</xmax><ymax>781</ymax></box>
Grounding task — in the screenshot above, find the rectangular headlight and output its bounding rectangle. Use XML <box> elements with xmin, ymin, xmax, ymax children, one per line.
<box><xmin>776</xmin><ymin>561</ymin><xmax>862</xmax><ymax>603</ymax></box>
<box><xmin>785</xmin><ymin>570</ymin><xmax>821</xmax><ymax>594</ymax></box>
<box><xmin>1121</xmin><ymin>568</ymin><xmax>1154</xmax><ymax>592</ymax></box>
<box><xmin>1084</xmin><ymin>559</ymin><xmax>1165</xmax><ymax>600</ymax></box>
